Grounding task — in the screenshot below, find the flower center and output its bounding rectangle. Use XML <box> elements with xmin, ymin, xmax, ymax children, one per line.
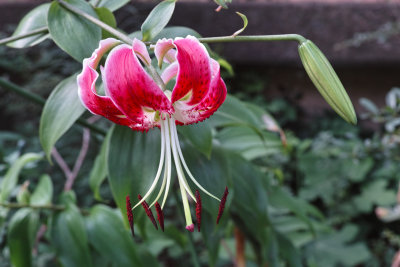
<box><xmin>130</xmin><ymin>113</ymin><xmax>221</xmax><ymax>231</ymax></box>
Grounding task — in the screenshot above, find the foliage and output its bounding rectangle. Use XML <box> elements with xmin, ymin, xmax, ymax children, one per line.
<box><xmin>0</xmin><ymin>0</ymin><xmax>393</xmax><ymax>266</ymax></box>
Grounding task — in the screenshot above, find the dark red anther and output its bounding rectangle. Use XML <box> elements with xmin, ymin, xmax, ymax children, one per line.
<box><xmin>155</xmin><ymin>202</ymin><xmax>164</xmax><ymax>232</ymax></box>
<box><xmin>216</xmin><ymin>187</ymin><xmax>229</xmax><ymax>224</ymax></box>
<box><xmin>195</xmin><ymin>190</ymin><xmax>202</xmax><ymax>232</ymax></box>
<box><xmin>125</xmin><ymin>195</ymin><xmax>134</xmax><ymax>237</ymax></box>
<box><xmin>138</xmin><ymin>194</ymin><xmax>158</xmax><ymax>230</ymax></box>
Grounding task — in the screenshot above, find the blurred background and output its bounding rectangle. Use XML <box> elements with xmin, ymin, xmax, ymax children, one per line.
<box><xmin>2</xmin><ymin>0</ymin><xmax>400</xmax><ymax>266</ymax></box>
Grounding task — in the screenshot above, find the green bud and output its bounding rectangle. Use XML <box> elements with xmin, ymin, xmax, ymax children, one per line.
<box><xmin>298</xmin><ymin>40</ymin><xmax>357</xmax><ymax>124</ymax></box>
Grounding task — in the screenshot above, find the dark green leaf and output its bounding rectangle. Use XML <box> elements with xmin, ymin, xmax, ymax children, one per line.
<box><xmin>178</xmin><ymin>120</ymin><xmax>212</xmax><ymax>158</ymax></box>
<box><xmin>47</xmin><ymin>0</ymin><xmax>101</xmax><ymax>62</ymax></box>
<box><xmin>141</xmin><ymin>0</ymin><xmax>176</xmax><ymax>41</ymax></box>
<box><xmin>107</xmin><ymin>125</ymin><xmax>161</xmax><ymax>222</ymax></box>
<box><xmin>51</xmin><ymin>202</ymin><xmax>93</xmax><ymax>267</ymax></box>
<box><xmin>39</xmin><ymin>74</ymin><xmax>85</xmax><ymax>161</ymax></box>
<box><xmin>30</xmin><ymin>174</ymin><xmax>53</xmax><ymax>205</ymax></box>
<box><xmin>0</xmin><ymin>153</ymin><xmax>43</xmax><ymax>202</ymax></box>
<box><xmin>94</xmin><ymin>7</ymin><xmax>117</xmax><ymax>39</ymax></box>
<box><xmin>86</xmin><ymin>205</ymin><xmax>151</xmax><ymax>266</ymax></box>
<box><xmin>89</xmin><ymin>134</ymin><xmax>109</xmax><ymax>201</ymax></box>
<box><xmin>8</xmin><ymin>208</ymin><xmax>39</xmax><ymax>267</ymax></box>
<box><xmin>7</xmin><ymin>3</ymin><xmax>50</xmax><ymax>48</ymax></box>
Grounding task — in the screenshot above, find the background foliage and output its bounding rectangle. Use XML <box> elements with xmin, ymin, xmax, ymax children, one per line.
<box><xmin>0</xmin><ymin>0</ymin><xmax>399</xmax><ymax>266</ymax></box>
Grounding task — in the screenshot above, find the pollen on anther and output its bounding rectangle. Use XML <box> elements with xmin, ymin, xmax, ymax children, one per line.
<box><xmin>138</xmin><ymin>194</ymin><xmax>158</xmax><ymax>230</ymax></box>
<box><xmin>195</xmin><ymin>190</ymin><xmax>202</xmax><ymax>232</ymax></box>
<box><xmin>126</xmin><ymin>195</ymin><xmax>134</xmax><ymax>237</ymax></box>
<box><xmin>216</xmin><ymin>187</ymin><xmax>229</xmax><ymax>224</ymax></box>
<box><xmin>155</xmin><ymin>202</ymin><xmax>164</xmax><ymax>232</ymax></box>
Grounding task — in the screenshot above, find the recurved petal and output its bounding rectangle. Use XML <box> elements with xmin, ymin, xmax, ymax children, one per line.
<box><xmin>154</xmin><ymin>38</ymin><xmax>176</xmax><ymax>67</ymax></box>
<box><xmin>103</xmin><ymin>43</ymin><xmax>173</xmax><ymax>129</ymax></box>
<box><xmin>169</xmin><ymin>36</ymin><xmax>212</xmax><ymax>108</ymax></box>
<box><xmin>174</xmin><ymin>59</ymin><xmax>227</xmax><ymax>124</ymax></box>
<box><xmin>77</xmin><ymin>38</ymin><xmax>137</xmax><ymax>128</ymax></box>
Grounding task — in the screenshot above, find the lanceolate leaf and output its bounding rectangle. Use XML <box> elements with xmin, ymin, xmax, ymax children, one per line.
<box><xmin>107</xmin><ymin>125</ymin><xmax>161</xmax><ymax>222</ymax></box>
<box><xmin>30</xmin><ymin>174</ymin><xmax>53</xmax><ymax>205</ymax></box>
<box><xmin>86</xmin><ymin>205</ymin><xmax>148</xmax><ymax>266</ymax></box>
<box><xmin>47</xmin><ymin>0</ymin><xmax>101</xmax><ymax>62</ymax></box>
<box><xmin>0</xmin><ymin>153</ymin><xmax>43</xmax><ymax>202</ymax></box>
<box><xmin>7</xmin><ymin>3</ymin><xmax>50</xmax><ymax>48</ymax></box>
<box><xmin>7</xmin><ymin>209</ymin><xmax>39</xmax><ymax>267</ymax></box>
<box><xmin>94</xmin><ymin>7</ymin><xmax>117</xmax><ymax>39</ymax></box>
<box><xmin>39</xmin><ymin>74</ymin><xmax>85</xmax><ymax>161</ymax></box>
<box><xmin>90</xmin><ymin>0</ymin><xmax>130</xmax><ymax>12</ymax></box>
<box><xmin>51</xmin><ymin>202</ymin><xmax>93</xmax><ymax>267</ymax></box>
<box><xmin>89</xmin><ymin>134</ymin><xmax>109</xmax><ymax>201</ymax></box>
<box><xmin>178</xmin><ymin>120</ymin><xmax>213</xmax><ymax>158</ymax></box>
<box><xmin>141</xmin><ymin>0</ymin><xmax>176</xmax><ymax>41</ymax></box>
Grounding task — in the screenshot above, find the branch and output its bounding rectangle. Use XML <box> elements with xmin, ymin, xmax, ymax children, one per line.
<box><xmin>0</xmin><ymin>26</ymin><xmax>48</xmax><ymax>46</ymax></box>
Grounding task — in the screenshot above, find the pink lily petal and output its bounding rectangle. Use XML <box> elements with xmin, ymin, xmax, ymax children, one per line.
<box><xmin>161</xmin><ymin>62</ymin><xmax>178</xmax><ymax>84</ymax></box>
<box><xmin>154</xmin><ymin>38</ymin><xmax>176</xmax><ymax>67</ymax></box>
<box><xmin>174</xmin><ymin>59</ymin><xmax>227</xmax><ymax>124</ymax></box>
<box><xmin>171</xmin><ymin>36</ymin><xmax>211</xmax><ymax>108</ymax></box>
<box><xmin>103</xmin><ymin>43</ymin><xmax>174</xmax><ymax>129</ymax></box>
<box><xmin>77</xmin><ymin>38</ymin><xmax>138</xmax><ymax>128</ymax></box>
<box><xmin>132</xmin><ymin>38</ymin><xmax>152</xmax><ymax>66</ymax></box>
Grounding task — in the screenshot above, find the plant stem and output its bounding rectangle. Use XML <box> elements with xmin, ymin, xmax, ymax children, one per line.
<box><xmin>57</xmin><ymin>0</ymin><xmax>132</xmax><ymax>44</ymax></box>
<box><xmin>172</xmin><ymin>191</ymin><xmax>201</xmax><ymax>267</ymax></box>
<box><xmin>198</xmin><ymin>34</ymin><xmax>306</xmax><ymax>44</ymax></box>
<box><xmin>0</xmin><ymin>26</ymin><xmax>48</xmax><ymax>46</ymax></box>
<box><xmin>0</xmin><ymin>202</ymin><xmax>65</xmax><ymax>211</ymax></box>
<box><xmin>0</xmin><ymin>78</ymin><xmax>107</xmax><ymax>135</ymax></box>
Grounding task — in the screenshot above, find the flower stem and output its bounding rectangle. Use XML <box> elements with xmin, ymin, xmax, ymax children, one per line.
<box><xmin>198</xmin><ymin>34</ymin><xmax>306</xmax><ymax>44</ymax></box>
<box><xmin>0</xmin><ymin>78</ymin><xmax>107</xmax><ymax>135</ymax></box>
<box><xmin>0</xmin><ymin>26</ymin><xmax>48</xmax><ymax>46</ymax></box>
<box><xmin>56</xmin><ymin>0</ymin><xmax>132</xmax><ymax>44</ymax></box>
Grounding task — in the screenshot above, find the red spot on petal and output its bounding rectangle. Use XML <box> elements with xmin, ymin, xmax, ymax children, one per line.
<box><xmin>216</xmin><ymin>187</ymin><xmax>229</xmax><ymax>224</ymax></box>
<box><xmin>138</xmin><ymin>194</ymin><xmax>158</xmax><ymax>230</ymax></box>
<box><xmin>155</xmin><ymin>202</ymin><xmax>164</xmax><ymax>232</ymax></box>
<box><xmin>126</xmin><ymin>195</ymin><xmax>134</xmax><ymax>237</ymax></box>
<box><xmin>195</xmin><ymin>190</ymin><xmax>202</xmax><ymax>232</ymax></box>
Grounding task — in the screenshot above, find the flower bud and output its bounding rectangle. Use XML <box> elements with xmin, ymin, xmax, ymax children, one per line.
<box><xmin>298</xmin><ymin>40</ymin><xmax>357</xmax><ymax>124</ymax></box>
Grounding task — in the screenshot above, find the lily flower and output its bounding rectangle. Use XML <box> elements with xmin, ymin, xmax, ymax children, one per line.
<box><xmin>77</xmin><ymin>36</ymin><xmax>228</xmax><ymax>232</ymax></box>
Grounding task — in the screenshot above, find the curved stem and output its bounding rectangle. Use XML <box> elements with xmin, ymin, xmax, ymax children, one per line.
<box><xmin>0</xmin><ymin>26</ymin><xmax>48</xmax><ymax>46</ymax></box>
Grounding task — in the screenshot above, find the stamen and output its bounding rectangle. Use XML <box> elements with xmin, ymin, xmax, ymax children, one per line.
<box><xmin>195</xmin><ymin>190</ymin><xmax>202</xmax><ymax>232</ymax></box>
<box><xmin>155</xmin><ymin>202</ymin><xmax>164</xmax><ymax>232</ymax></box>
<box><xmin>170</xmin><ymin>117</ymin><xmax>220</xmax><ymax>202</ymax></box>
<box><xmin>126</xmin><ymin>195</ymin><xmax>134</xmax><ymax>237</ymax></box>
<box><xmin>138</xmin><ymin>194</ymin><xmax>158</xmax><ymax>230</ymax></box>
<box><xmin>161</xmin><ymin>119</ymin><xmax>172</xmax><ymax>208</ymax></box>
<box><xmin>216</xmin><ymin>187</ymin><xmax>229</xmax><ymax>224</ymax></box>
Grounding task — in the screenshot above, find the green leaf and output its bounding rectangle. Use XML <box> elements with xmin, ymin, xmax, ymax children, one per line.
<box><xmin>94</xmin><ymin>7</ymin><xmax>117</xmax><ymax>39</ymax></box>
<box><xmin>0</xmin><ymin>153</ymin><xmax>43</xmax><ymax>202</ymax></box>
<box><xmin>30</xmin><ymin>174</ymin><xmax>53</xmax><ymax>205</ymax></box>
<box><xmin>107</xmin><ymin>125</ymin><xmax>161</xmax><ymax>222</ymax></box>
<box><xmin>141</xmin><ymin>0</ymin><xmax>176</xmax><ymax>41</ymax></box>
<box><xmin>89</xmin><ymin>134</ymin><xmax>109</xmax><ymax>201</ymax></box>
<box><xmin>154</xmin><ymin>26</ymin><xmax>201</xmax><ymax>39</ymax></box>
<box><xmin>7</xmin><ymin>3</ymin><xmax>50</xmax><ymax>48</ymax></box>
<box><xmin>47</xmin><ymin>0</ymin><xmax>101</xmax><ymax>62</ymax></box>
<box><xmin>39</xmin><ymin>74</ymin><xmax>85</xmax><ymax>161</ymax></box>
<box><xmin>51</xmin><ymin>202</ymin><xmax>93</xmax><ymax>267</ymax></box>
<box><xmin>8</xmin><ymin>209</ymin><xmax>39</xmax><ymax>267</ymax></box>
<box><xmin>232</xmin><ymin>12</ymin><xmax>248</xmax><ymax>37</ymax></box>
<box><xmin>90</xmin><ymin>0</ymin><xmax>130</xmax><ymax>12</ymax></box>
<box><xmin>353</xmin><ymin>180</ymin><xmax>396</xmax><ymax>213</ymax></box>
<box><xmin>86</xmin><ymin>205</ymin><xmax>150</xmax><ymax>266</ymax></box>
<box><xmin>178</xmin><ymin>120</ymin><xmax>212</xmax><ymax>158</ymax></box>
